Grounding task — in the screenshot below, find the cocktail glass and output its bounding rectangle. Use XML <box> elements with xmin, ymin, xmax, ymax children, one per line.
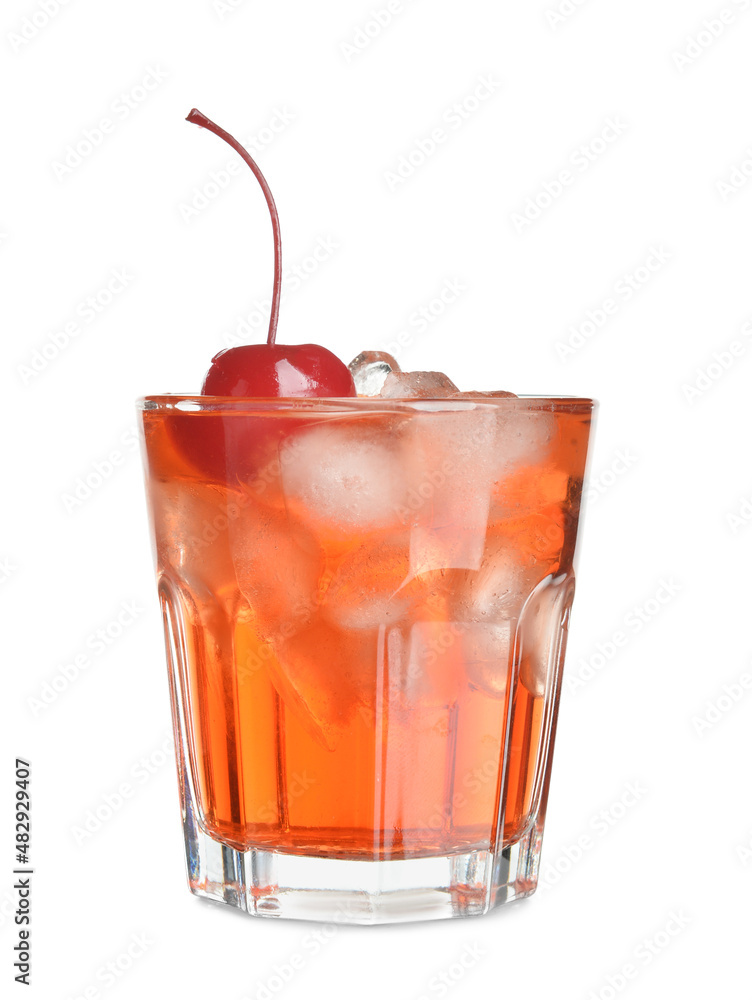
<box><xmin>139</xmin><ymin>392</ymin><xmax>595</xmax><ymax>924</ymax></box>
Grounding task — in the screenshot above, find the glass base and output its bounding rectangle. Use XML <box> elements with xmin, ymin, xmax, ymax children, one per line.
<box><xmin>183</xmin><ymin>797</ymin><xmax>542</xmax><ymax>924</ymax></box>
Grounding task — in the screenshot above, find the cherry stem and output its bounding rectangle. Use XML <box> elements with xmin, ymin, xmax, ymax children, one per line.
<box><xmin>186</xmin><ymin>108</ymin><xmax>282</xmax><ymax>347</ymax></box>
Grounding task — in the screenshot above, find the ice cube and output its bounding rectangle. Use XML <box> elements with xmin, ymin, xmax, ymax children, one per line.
<box><xmin>275</xmin><ymin>620</ymin><xmax>381</xmax><ymax>741</ymax></box>
<box><xmin>454</xmin><ymin>530</ymin><xmax>550</xmax><ymax>622</ymax></box>
<box><xmin>379</xmin><ymin>371</ymin><xmax>458</xmax><ymax>398</ymax></box>
<box><xmin>280</xmin><ymin>416</ymin><xmax>410</xmax><ymax>539</ymax></box>
<box><xmin>348</xmin><ymin>351</ymin><xmax>401</xmax><ymax>396</ymax></box>
<box><xmin>389</xmin><ymin>619</ymin><xmax>510</xmax><ymax>705</ymax></box>
<box><xmin>462</xmin><ymin>622</ymin><xmax>513</xmax><ymax>698</ymax></box>
<box><xmin>495</xmin><ymin>406</ymin><xmax>556</xmax><ymax>471</ymax></box>
<box><xmin>230</xmin><ymin>507</ymin><xmax>322</xmax><ymax>637</ymax></box>
<box><xmin>150</xmin><ymin>479</ymin><xmax>241</xmax><ymax>598</ymax></box>
<box><xmin>404</xmin><ymin>406</ymin><xmax>498</xmax><ymax>572</ymax></box>
<box><xmin>445</xmin><ymin>397</ymin><xmax>555</xmax><ymax>477</ymax></box>
<box><xmin>321</xmin><ymin>536</ymin><xmax>415</xmax><ymax>629</ymax></box>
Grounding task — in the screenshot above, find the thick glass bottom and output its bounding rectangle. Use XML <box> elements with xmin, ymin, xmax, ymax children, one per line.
<box><xmin>183</xmin><ymin>790</ymin><xmax>542</xmax><ymax>924</ymax></box>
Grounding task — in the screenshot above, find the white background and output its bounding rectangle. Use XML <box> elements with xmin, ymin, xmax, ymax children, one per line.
<box><xmin>2</xmin><ymin>0</ymin><xmax>751</xmax><ymax>997</ymax></box>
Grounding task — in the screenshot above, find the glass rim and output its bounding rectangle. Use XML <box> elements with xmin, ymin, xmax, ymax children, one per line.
<box><xmin>137</xmin><ymin>394</ymin><xmax>596</xmax><ymax>415</ymax></box>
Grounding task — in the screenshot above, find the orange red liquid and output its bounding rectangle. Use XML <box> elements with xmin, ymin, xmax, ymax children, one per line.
<box><xmin>143</xmin><ymin>400</ymin><xmax>591</xmax><ymax>860</ymax></box>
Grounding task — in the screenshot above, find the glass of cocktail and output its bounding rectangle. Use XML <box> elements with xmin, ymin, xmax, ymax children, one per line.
<box><xmin>139</xmin><ymin>391</ymin><xmax>594</xmax><ymax>923</ymax></box>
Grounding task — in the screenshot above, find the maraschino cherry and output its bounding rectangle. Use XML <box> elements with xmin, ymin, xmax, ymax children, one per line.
<box><xmin>186</xmin><ymin>109</ymin><xmax>356</xmax><ymax>398</ymax></box>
